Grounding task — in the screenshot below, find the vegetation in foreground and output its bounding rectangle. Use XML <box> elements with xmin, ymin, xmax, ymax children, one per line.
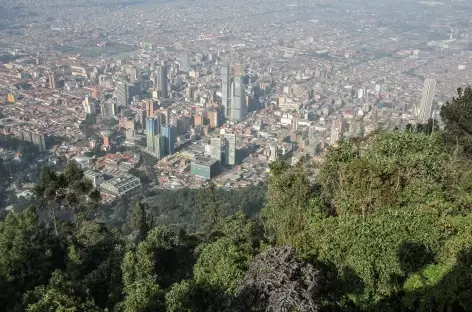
<box><xmin>1</xmin><ymin>87</ymin><xmax>472</xmax><ymax>311</ymax></box>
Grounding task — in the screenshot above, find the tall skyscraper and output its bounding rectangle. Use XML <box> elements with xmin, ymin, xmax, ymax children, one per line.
<box><xmin>231</xmin><ymin>76</ymin><xmax>247</xmax><ymax>122</ymax></box>
<box><xmin>330</xmin><ymin>119</ymin><xmax>344</xmax><ymax>144</ymax></box>
<box><xmin>49</xmin><ymin>73</ymin><xmax>56</xmax><ymax>89</ymax></box>
<box><xmin>153</xmin><ymin>134</ymin><xmax>165</xmax><ymax>159</ymax></box>
<box><xmin>116</xmin><ymin>82</ymin><xmax>129</xmax><ymax>107</ymax></box>
<box><xmin>418</xmin><ymin>79</ymin><xmax>437</xmax><ymax>123</ymax></box>
<box><xmin>221</xmin><ymin>64</ymin><xmax>231</xmax><ymax>120</ymax></box>
<box><xmin>225</xmin><ymin>133</ymin><xmax>236</xmax><ymax>165</ymax></box>
<box><xmin>156</xmin><ymin>65</ymin><xmax>168</xmax><ymax>98</ymax></box>
<box><xmin>31</xmin><ymin>133</ymin><xmax>47</xmax><ymax>152</ymax></box>
<box><xmin>146</xmin><ymin>117</ymin><xmax>159</xmax><ymax>151</ymax></box>
<box><xmin>162</xmin><ymin>125</ymin><xmax>176</xmax><ymax>155</ymax></box>
<box><xmin>210</xmin><ymin>137</ymin><xmax>223</xmax><ymax>164</ymax></box>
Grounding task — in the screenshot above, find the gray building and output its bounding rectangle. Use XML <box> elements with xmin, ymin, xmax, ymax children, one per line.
<box><xmin>221</xmin><ymin>64</ymin><xmax>231</xmax><ymax>120</ymax></box>
<box><xmin>156</xmin><ymin>65</ymin><xmax>168</xmax><ymax>98</ymax></box>
<box><xmin>180</xmin><ymin>54</ymin><xmax>191</xmax><ymax>72</ymax></box>
<box><xmin>191</xmin><ymin>157</ymin><xmax>220</xmax><ymax>179</ymax></box>
<box><xmin>418</xmin><ymin>78</ymin><xmax>436</xmax><ymax>123</ymax></box>
<box><xmin>154</xmin><ymin>134</ymin><xmax>165</xmax><ymax>159</ymax></box>
<box><xmin>115</xmin><ymin>82</ymin><xmax>129</xmax><ymax>107</ymax></box>
<box><xmin>231</xmin><ymin>76</ymin><xmax>247</xmax><ymax>121</ymax></box>
<box><xmin>100</xmin><ymin>174</ymin><xmax>141</xmax><ymax>197</ymax></box>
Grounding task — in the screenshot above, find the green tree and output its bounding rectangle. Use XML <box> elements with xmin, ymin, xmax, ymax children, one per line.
<box><xmin>33</xmin><ymin>163</ymin><xmax>100</xmax><ymax>235</ymax></box>
<box><xmin>129</xmin><ymin>200</ymin><xmax>154</xmax><ymax>244</ymax></box>
<box><xmin>0</xmin><ymin>207</ymin><xmax>65</xmax><ymax>311</ymax></box>
<box><xmin>22</xmin><ymin>271</ymin><xmax>102</xmax><ymax>312</ymax></box>
<box><xmin>262</xmin><ymin>160</ymin><xmax>315</xmax><ymax>245</ymax></box>
<box><xmin>196</xmin><ymin>181</ymin><xmax>220</xmax><ymax>238</ymax></box>
<box><xmin>440</xmin><ymin>86</ymin><xmax>472</xmax><ymax>154</ymax></box>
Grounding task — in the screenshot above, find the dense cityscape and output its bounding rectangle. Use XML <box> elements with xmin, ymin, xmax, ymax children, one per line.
<box><xmin>2</xmin><ymin>0</ymin><xmax>472</xmax><ymax>311</ymax></box>
<box><xmin>2</xmin><ymin>0</ymin><xmax>471</xmax><ymax>204</ymax></box>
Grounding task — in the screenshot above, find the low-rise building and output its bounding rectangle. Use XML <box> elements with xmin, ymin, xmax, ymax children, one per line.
<box><xmin>100</xmin><ymin>174</ymin><xmax>141</xmax><ymax>197</ymax></box>
<box><xmin>191</xmin><ymin>157</ymin><xmax>220</xmax><ymax>180</ymax></box>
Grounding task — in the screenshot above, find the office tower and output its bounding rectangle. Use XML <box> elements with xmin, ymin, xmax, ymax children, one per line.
<box><xmin>194</xmin><ymin>113</ymin><xmax>204</xmax><ymax>126</ymax></box>
<box><xmin>48</xmin><ymin>73</ymin><xmax>56</xmax><ymax>89</ymax></box>
<box><xmin>83</xmin><ymin>96</ymin><xmax>95</xmax><ymax>115</ymax></box>
<box><xmin>135</xmin><ymin>109</ymin><xmax>146</xmax><ymax>129</ymax></box>
<box><xmin>418</xmin><ymin>79</ymin><xmax>437</xmax><ymax>123</ymax></box>
<box><xmin>31</xmin><ymin>133</ymin><xmax>47</xmax><ymax>152</ymax></box>
<box><xmin>115</xmin><ymin>82</ymin><xmax>129</xmax><ymax>106</ymax></box>
<box><xmin>130</xmin><ymin>67</ymin><xmax>140</xmax><ymax>81</ymax></box>
<box><xmin>210</xmin><ymin>137</ymin><xmax>223</xmax><ymax>164</ymax></box>
<box><xmin>225</xmin><ymin>133</ymin><xmax>236</xmax><ymax>165</ymax></box>
<box><xmin>162</xmin><ymin>125</ymin><xmax>176</xmax><ymax>155</ymax></box>
<box><xmin>156</xmin><ymin>113</ymin><xmax>167</xmax><ymax>131</ymax></box>
<box><xmin>153</xmin><ymin>134</ymin><xmax>165</xmax><ymax>159</ymax></box>
<box><xmin>101</xmin><ymin>101</ymin><xmax>116</xmax><ymax>118</ymax></box>
<box><xmin>221</xmin><ymin>64</ymin><xmax>231</xmax><ymax>120</ymax></box>
<box><xmin>145</xmin><ymin>100</ymin><xmax>158</xmax><ymax>117</ymax></box>
<box><xmin>146</xmin><ymin>117</ymin><xmax>159</xmax><ymax>151</ymax></box>
<box><xmin>180</xmin><ymin>54</ymin><xmax>191</xmax><ymax>72</ymax></box>
<box><xmin>234</xmin><ymin>62</ymin><xmax>244</xmax><ymax>77</ymax></box>
<box><xmin>156</xmin><ymin>65</ymin><xmax>168</xmax><ymax>98</ymax></box>
<box><xmin>330</xmin><ymin>119</ymin><xmax>344</xmax><ymax>144</ymax></box>
<box><xmin>208</xmin><ymin>108</ymin><xmax>219</xmax><ymax>128</ymax></box>
<box><xmin>231</xmin><ymin>76</ymin><xmax>247</xmax><ymax>122</ymax></box>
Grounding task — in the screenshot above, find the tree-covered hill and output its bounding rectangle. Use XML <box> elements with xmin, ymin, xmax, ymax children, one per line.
<box><xmin>1</xmin><ymin>87</ymin><xmax>472</xmax><ymax>311</ymax></box>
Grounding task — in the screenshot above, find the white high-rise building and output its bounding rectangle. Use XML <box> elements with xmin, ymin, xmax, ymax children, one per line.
<box><xmin>225</xmin><ymin>133</ymin><xmax>236</xmax><ymax>166</ymax></box>
<box><xmin>210</xmin><ymin>137</ymin><xmax>223</xmax><ymax>164</ymax></box>
<box><xmin>418</xmin><ymin>79</ymin><xmax>436</xmax><ymax>123</ymax></box>
<box><xmin>221</xmin><ymin>64</ymin><xmax>231</xmax><ymax>120</ymax></box>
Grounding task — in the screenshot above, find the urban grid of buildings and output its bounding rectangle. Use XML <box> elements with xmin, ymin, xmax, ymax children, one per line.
<box><xmin>1</xmin><ymin>0</ymin><xmax>472</xmax><ymax>199</ymax></box>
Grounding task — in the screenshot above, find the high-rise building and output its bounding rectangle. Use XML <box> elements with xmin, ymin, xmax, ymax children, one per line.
<box><xmin>231</xmin><ymin>76</ymin><xmax>247</xmax><ymax>122</ymax></box>
<box><xmin>162</xmin><ymin>125</ymin><xmax>176</xmax><ymax>155</ymax></box>
<box><xmin>145</xmin><ymin>100</ymin><xmax>158</xmax><ymax>117</ymax></box>
<box><xmin>210</xmin><ymin>137</ymin><xmax>223</xmax><ymax>164</ymax></box>
<box><xmin>156</xmin><ymin>65</ymin><xmax>168</xmax><ymax>98</ymax></box>
<box><xmin>146</xmin><ymin>117</ymin><xmax>159</xmax><ymax>151</ymax></box>
<box><xmin>221</xmin><ymin>64</ymin><xmax>231</xmax><ymax>120</ymax></box>
<box><xmin>208</xmin><ymin>108</ymin><xmax>219</xmax><ymax>128</ymax></box>
<box><xmin>225</xmin><ymin>133</ymin><xmax>236</xmax><ymax>165</ymax></box>
<box><xmin>103</xmin><ymin>133</ymin><xmax>110</xmax><ymax>149</ymax></box>
<box><xmin>180</xmin><ymin>54</ymin><xmax>191</xmax><ymax>72</ymax></box>
<box><xmin>153</xmin><ymin>134</ymin><xmax>165</xmax><ymax>159</ymax></box>
<box><xmin>22</xmin><ymin>130</ymin><xmax>32</xmax><ymax>143</ymax></box>
<box><xmin>194</xmin><ymin>113</ymin><xmax>205</xmax><ymax>126</ymax></box>
<box><xmin>418</xmin><ymin>79</ymin><xmax>436</xmax><ymax>123</ymax></box>
<box><xmin>116</xmin><ymin>82</ymin><xmax>129</xmax><ymax>107</ymax></box>
<box><xmin>31</xmin><ymin>133</ymin><xmax>47</xmax><ymax>152</ymax></box>
<box><xmin>83</xmin><ymin>96</ymin><xmax>96</xmax><ymax>115</ymax></box>
<box><xmin>49</xmin><ymin>73</ymin><xmax>56</xmax><ymax>89</ymax></box>
<box><xmin>330</xmin><ymin>119</ymin><xmax>344</xmax><ymax>144</ymax></box>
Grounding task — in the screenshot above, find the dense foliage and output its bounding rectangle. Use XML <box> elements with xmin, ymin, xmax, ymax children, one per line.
<box><xmin>2</xmin><ymin>89</ymin><xmax>472</xmax><ymax>311</ymax></box>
